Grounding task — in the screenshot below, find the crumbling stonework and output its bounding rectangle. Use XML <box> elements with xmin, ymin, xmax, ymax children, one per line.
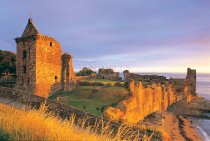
<box><xmin>104</xmin><ymin>68</ymin><xmax>196</xmax><ymax>123</ymax></box>
<box><xmin>123</xmin><ymin>70</ymin><xmax>167</xmax><ymax>83</ymax></box>
<box><xmin>15</xmin><ymin>19</ymin><xmax>75</xmax><ymax>98</ymax></box>
<box><xmin>186</xmin><ymin>68</ymin><xmax>196</xmax><ymax>95</ymax></box>
<box><xmin>98</xmin><ymin>68</ymin><xmax>120</xmax><ymax>81</ymax></box>
<box><xmin>61</xmin><ymin>53</ymin><xmax>75</xmax><ymax>90</ymax></box>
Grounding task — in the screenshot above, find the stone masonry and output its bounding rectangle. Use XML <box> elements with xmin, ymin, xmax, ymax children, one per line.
<box><xmin>98</xmin><ymin>68</ymin><xmax>120</xmax><ymax>81</ymax></box>
<box><xmin>61</xmin><ymin>53</ymin><xmax>75</xmax><ymax>90</ymax></box>
<box><xmin>15</xmin><ymin>18</ymin><xmax>75</xmax><ymax>98</ymax></box>
<box><xmin>186</xmin><ymin>68</ymin><xmax>196</xmax><ymax>95</ymax></box>
<box><xmin>123</xmin><ymin>70</ymin><xmax>167</xmax><ymax>84</ymax></box>
<box><xmin>104</xmin><ymin>68</ymin><xmax>196</xmax><ymax>123</ymax></box>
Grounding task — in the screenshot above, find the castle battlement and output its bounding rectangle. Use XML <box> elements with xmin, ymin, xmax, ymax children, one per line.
<box><xmin>15</xmin><ymin>34</ymin><xmax>58</xmax><ymax>43</ymax></box>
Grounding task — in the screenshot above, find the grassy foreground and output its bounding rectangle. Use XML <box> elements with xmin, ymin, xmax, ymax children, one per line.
<box><xmin>0</xmin><ymin>103</ymin><xmax>153</xmax><ymax>141</ymax></box>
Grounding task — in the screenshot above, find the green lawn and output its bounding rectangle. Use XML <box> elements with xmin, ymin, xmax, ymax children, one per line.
<box><xmin>49</xmin><ymin>86</ymin><xmax>129</xmax><ymax>116</ymax></box>
<box><xmin>81</xmin><ymin>78</ymin><xmax>124</xmax><ymax>86</ymax></box>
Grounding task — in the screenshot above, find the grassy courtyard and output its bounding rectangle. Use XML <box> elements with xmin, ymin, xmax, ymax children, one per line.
<box><xmin>81</xmin><ymin>78</ymin><xmax>124</xmax><ymax>86</ymax></box>
<box><xmin>49</xmin><ymin>86</ymin><xmax>129</xmax><ymax>116</ymax></box>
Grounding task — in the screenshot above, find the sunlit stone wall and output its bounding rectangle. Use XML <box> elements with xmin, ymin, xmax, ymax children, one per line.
<box><xmin>104</xmin><ymin>69</ymin><xmax>195</xmax><ymax>123</ymax></box>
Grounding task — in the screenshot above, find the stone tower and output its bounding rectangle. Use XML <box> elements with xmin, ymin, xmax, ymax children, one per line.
<box><xmin>186</xmin><ymin>68</ymin><xmax>196</xmax><ymax>95</ymax></box>
<box><xmin>61</xmin><ymin>53</ymin><xmax>75</xmax><ymax>90</ymax></box>
<box><xmin>15</xmin><ymin>18</ymin><xmax>74</xmax><ymax>98</ymax></box>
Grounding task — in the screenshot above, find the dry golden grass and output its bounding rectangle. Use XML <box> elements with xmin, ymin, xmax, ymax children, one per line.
<box><xmin>0</xmin><ymin>103</ymin><xmax>154</xmax><ymax>141</ymax></box>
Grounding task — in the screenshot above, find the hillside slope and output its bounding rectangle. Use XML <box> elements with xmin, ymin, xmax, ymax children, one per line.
<box><xmin>0</xmin><ymin>103</ymin><xmax>153</xmax><ymax>141</ymax></box>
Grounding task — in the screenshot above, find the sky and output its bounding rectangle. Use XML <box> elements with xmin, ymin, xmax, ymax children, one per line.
<box><xmin>0</xmin><ymin>0</ymin><xmax>210</xmax><ymax>73</ymax></box>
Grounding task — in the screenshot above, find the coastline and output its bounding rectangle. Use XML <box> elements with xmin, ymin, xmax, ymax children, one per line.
<box><xmin>162</xmin><ymin>112</ymin><xmax>202</xmax><ymax>141</ymax></box>
<box><xmin>192</xmin><ymin>117</ymin><xmax>210</xmax><ymax>141</ymax></box>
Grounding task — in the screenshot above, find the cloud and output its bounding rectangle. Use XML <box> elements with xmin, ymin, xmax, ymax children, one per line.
<box><xmin>0</xmin><ymin>40</ymin><xmax>14</xmax><ymax>52</ymax></box>
<box><xmin>1</xmin><ymin>0</ymin><xmax>210</xmax><ymax>73</ymax></box>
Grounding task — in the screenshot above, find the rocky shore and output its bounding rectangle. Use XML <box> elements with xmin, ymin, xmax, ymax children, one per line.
<box><xmin>163</xmin><ymin>113</ymin><xmax>201</xmax><ymax>141</ymax></box>
<box><xmin>170</xmin><ymin>96</ymin><xmax>210</xmax><ymax>118</ymax></box>
<box><xmin>142</xmin><ymin>96</ymin><xmax>210</xmax><ymax>141</ymax></box>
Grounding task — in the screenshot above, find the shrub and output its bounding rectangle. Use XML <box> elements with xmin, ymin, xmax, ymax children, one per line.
<box><xmin>76</xmin><ymin>67</ymin><xmax>96</xmax><ymax>76</ymax></box>
<box><xmin>0</xmin><ymin>130</ymin><xmax>9</xmax><ymax>141</ymax></box>
<box><xmin>0</xmin><ymin>50</ymin><xmax>16</xmax><ymax>76</ymax></box>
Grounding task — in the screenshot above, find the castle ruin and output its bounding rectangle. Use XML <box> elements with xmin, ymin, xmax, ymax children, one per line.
<box><xmin>98</xmin><ymin>68</ymin><xmax>120</xmax><ymax>81</ymax></box>
<box><xmin>15</xmin><ymin>18</ymin><xmax>75</xmax><ymax>98</ymax></box>
<box><xmin>104</xmin><ymin>68</ymin><xmax>196</xmax><ymax>123</ymax></box>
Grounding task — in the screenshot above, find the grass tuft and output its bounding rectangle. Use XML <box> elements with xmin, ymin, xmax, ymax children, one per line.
<box><xmin>0</xmin><ymin>103</ymin><xmax>155</xmax><ymax>141</ymax></box>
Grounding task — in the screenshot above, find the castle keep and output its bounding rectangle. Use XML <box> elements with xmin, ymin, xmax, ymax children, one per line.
<box><xmin>15</xmin><ymin>19</ymin><xmax>75</xmax><ymax>98</ymax></box>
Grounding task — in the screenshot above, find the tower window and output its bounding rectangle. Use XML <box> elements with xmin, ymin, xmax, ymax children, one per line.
<box><xmin>28</xmin><ymin>47</ymin><xmax>30</xmax><ymax>58</ymax></box>
<box><xmin>28</xmin><ymin>78</ymin><xmax>30</xmax><ymax>84</ymax></box>
<box><xmin>23</xmin><ymin>50</ymin><xmax>27</xmax><ymax>59</ymax></box>
<box><xmin>55</xmin><ymin>76</ymin><xmax>58</xmax><ymax>83</ymax></box>
<box><xmin>23</xmin><ymin>65</ymin><xmax>26</xmax><ymax>74</ymax></box>
<box><xmin>50</xmin><ymin>42</ymin><xmax>52</xmax><ymax>46</ymax></box>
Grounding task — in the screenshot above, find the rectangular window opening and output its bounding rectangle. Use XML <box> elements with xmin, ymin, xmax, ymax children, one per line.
<box><xmin>23</xmin><ymin>66</ymin><xmax>26</xmax><ymax>74</ymax></box>
<box><xmin>28</xmin><ymin>47</ymin><xmax>30</xmax><ymax>58</ymax></box>
<box><xmin>23</xmin><ymin>50</ymin><xmax>27</xmax><ymax>59</ymax></box>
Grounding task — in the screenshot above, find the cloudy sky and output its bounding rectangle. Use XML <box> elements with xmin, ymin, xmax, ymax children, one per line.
<box><xmin>0</xmin><ymin>0</ymin><xmax>210</xmax><ymax>73</ymax></box>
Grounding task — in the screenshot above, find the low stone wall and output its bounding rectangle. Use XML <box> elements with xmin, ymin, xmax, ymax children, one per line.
<box><xmin>0</xmin><ymin>81</ymin><xmax>16</xmax><ymax>88</ymax></box>
<box><xmin>123</xmin><ymin>70</ymin><xmax>167</xmax><ymax>83</ymax></box>
<box><xmin>0</xmin><ymin>76</ymin><xmax>16</xmax><ymax>88</ymax></box>
<box><xmin>0</xmin><ymin>86</ymin><xmax>161</xmax><ymax>140</ymax></box>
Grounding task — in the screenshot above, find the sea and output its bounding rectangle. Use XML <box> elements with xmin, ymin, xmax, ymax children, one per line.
<box><xmin>193</xmin><ymin>73</ymin><xmax>210</xmax><ymax>141</ymax></box>
<box><xmin>133</xmin><ymin>73</ymin><xmax>210</xmax><ymax>141</ymax></box>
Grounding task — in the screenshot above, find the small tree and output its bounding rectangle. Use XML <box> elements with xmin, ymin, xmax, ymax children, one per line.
<box><xmin>0</xmin><ymin>50</ymin><xmax>16</xmax><ymax>76</ymax></box>
<box><xmin>76</xmin><ymin>67</ymin><xmax>96</xmax><ymax>76</ymax></box>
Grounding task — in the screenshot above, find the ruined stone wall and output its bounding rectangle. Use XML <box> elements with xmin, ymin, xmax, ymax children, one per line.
<box><xmin>104</xmin><ymin>81</ymin><xmax>177</xmax><ymax>123</ymax></box>
<box><xmin>98</xmin><ymin>69</ymin><xmax>120</xmax><ymax>81</ymax></box>
<box><xmin>186</xmin><ymin>68</ymin><xmax>196</xmax><ymax>95</ymax></box>
<box><xmin>104</xmin><ymin>69</ymin><xmax>196</xmax><ymax>123</ymax></box>
<box><xmin>61</xmin><ymin>53</ymin><xmax>75</xmax><ymax>91</ymax></box>
<box><xmin>0</xmin><ymin>81</ymin><xmax>16</xmax><ymax>88</ymax></box>
<box><xmin>123</xmin><ymin>70</ymin><xmax>167</xmax><ymax>84</ymax></box>
<box><xmin>0</xmin><ymin>76</ymin><xmax>16</xmax><ymax>88</ymax></box>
